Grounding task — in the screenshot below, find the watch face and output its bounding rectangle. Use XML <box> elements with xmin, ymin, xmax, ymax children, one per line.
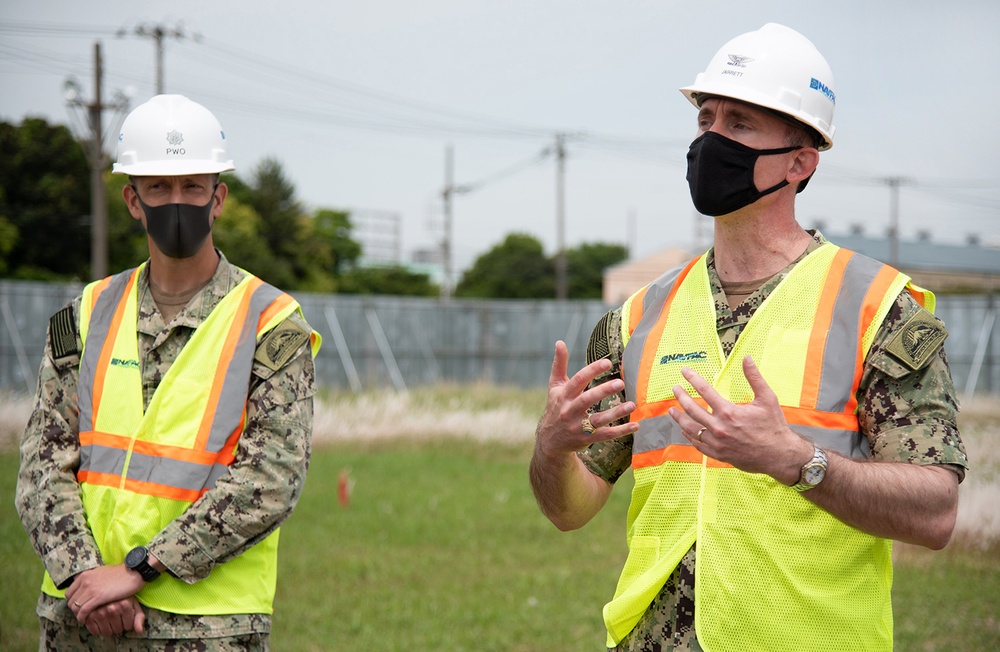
<box><xmin>803</xmin><ymin>464</ymin><xmax>825</xmax><ymax>485</ymax></box>
<box><xmin>125</xmin><ymin>547</ymin><xmax>145</xmax><ymax>568</ymax></box>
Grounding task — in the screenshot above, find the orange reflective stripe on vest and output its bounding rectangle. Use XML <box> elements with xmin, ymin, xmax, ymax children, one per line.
<box><xmin>40</xmin><ymin>263</ymin><xmax>319</xmax><ymax>615</ymax></box>
<box><xmin>604</xmin><ymin>244</ymin><xmax>911</xmax><ymax>649</ymax></box>
<box><xmin>76</xmin><ymin>271</ymin><xmax>289</xmax><ymax>502</ymax></box>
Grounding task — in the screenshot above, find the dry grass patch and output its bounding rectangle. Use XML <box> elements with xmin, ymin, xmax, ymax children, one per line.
<box><xmin>313</xmin><ymin>382</ymin><xmax>546</xmax><ymax>446</ymax></box>
<box><xmin>3</xmin><ymin>385</ymin><xmax>997</xmax><ymax>548</ymax></box>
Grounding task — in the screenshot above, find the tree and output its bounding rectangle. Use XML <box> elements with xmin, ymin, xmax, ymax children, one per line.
<box><xmin>313</xmin><ymin>209</ymin><xmax>362</xmax><ymax>276</ymax></box>
<box><xmin>455</xmin><ymin>233</ymin><xmax>554</xmax><ymax>298</ymax></box>
<box><xmin>339</xmin><ymin>265</ymin><xmax>438</xmax><ymax>296</ymax></box>
<box><xmin>105</xmin><ymin>172</ymin><xmax>149</xmax><ymax>272</ymax></box>
<box><xmin>565</xmin><ymin>242</ymin><xmax>629</xmax><ymax>299</ymax></box>
<box><xmin>224</xmin><ymin>161</ymin><xmax>296</xmax><ymax>288</ymax></box>
<box><xmin>227</xmin><ymin>159</ymin><xmax>361</xmax><ymax>292</ymax></box>
<box><xmin>0</xmin><ymin>118</ymin><xmax>90</xmax><ymax>280</ymax></box>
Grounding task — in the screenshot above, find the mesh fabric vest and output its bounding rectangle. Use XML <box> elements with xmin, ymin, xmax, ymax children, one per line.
<box><xmin>42</xmin><ymin>263</ymin><xmax>320</xmax><ymax>615</ymax></box>
<box><xmin>604</xmin><ymin>243</ymin><xmax>927</xmax><ymax>650</ymax></box>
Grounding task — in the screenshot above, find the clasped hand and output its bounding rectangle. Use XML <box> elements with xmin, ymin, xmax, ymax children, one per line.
<box><xmin>64</xmin><ymin>564</ymin><xmax>147</xmax><ymax>637</ymax></box>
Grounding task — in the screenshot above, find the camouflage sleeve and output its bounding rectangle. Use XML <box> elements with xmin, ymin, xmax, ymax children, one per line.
<box><xmin>15</xmin><ymin>297</ymin><xmax>104</xmax><ymax>589</ymax></box>
<box><xmin>577</xmin><ymin>307</ymin><xmax>634</xmax><ymax>485</ymax></box>
<box><xmin>859</xmin><ymin>290</ymin><xmax>968</xmax><ymax>481</ymax></box>
<box><xmin>147</xmin><ymin>312</ymin><xmax>317</xmax><ymax>583</ymax></box>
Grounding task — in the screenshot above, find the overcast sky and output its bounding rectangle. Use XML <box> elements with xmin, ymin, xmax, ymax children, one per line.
<box><xmin>2</xmin><ymin>0</ymin><xmax>998</xmax><ymax>276</ymax></box>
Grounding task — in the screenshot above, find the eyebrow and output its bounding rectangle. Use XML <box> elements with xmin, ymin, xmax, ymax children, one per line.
<box><xmin>699</xmin><ymin>100</ymin><xmax>766</xmax><ymax>125</ymax></box>
<box><xmin>723</xmin><ymin>105</ymin><xmax>761</xmax><ymax>124</ymax></box>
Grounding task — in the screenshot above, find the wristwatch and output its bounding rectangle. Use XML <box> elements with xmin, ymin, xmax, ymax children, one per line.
<box><xmin>791</xmin><ymin>446</ymin><xmax>828</xmax><ymax>492</ymax></box>
<box><xmin>125</xmin><ymin>546</ymin><xmax>161</xmax><ymax>582</ymax></box>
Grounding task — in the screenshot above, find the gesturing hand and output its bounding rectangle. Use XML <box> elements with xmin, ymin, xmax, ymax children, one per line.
<box><xmin>667</xmin><ymin>355</ymin><xmax>811</xmax><ymax>484</ymax></box>
<box><xmin>535</xmin><ymin>340</ymin><xmax>637</xmax><ymax>458</ymax></box>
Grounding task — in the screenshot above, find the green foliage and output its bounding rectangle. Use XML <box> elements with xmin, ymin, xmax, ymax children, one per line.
<box><xmin>455</xmin><ymin>232</ymin><xmax>555</xmax><ymax>298</ymax></box>
<box><xmin>338</xmin><ymin>264</ymin><xmax>439</xmax><ymax>296</ymax></box>
<box><xmin>0</xmin><ymin>215</ymin><xmax>16</xmax><ymax>276</ymax></box>
<box><xmin>0</xmin><ymin>121</ymin><xmax>395</xmax><ymax>294</ymax></box>
<box><xmin>105</xmin><ymin>174</ymin><xmax>149</xmax><ymax>271</ymax></box>
<box><xmin>0</xmin><ymin>118</ymin><xmax>90</xmax><ymax>280</ymax></box>
<box><xmin>2</xmin><ymin>437</ymin><xmax>998</xmax><ymax>651</ymax></box>
<box><xmin>0</xmin><ymin>118</ymin><xmax>626</xmax><ymax>299</ymax></box>
<box><xmin>567</xmin><ymin>242</ymin><xmax>629</xmax><ymax>299</ymax></box>
<box><xmin>313</xmin><ymin>209</ymin><xmax>362</xmax><ymax>275</ymax></box>
<box><xmin>455</xmin><ymin>233</ymin><xmax>628</xmax><ymax>299</ymax></box>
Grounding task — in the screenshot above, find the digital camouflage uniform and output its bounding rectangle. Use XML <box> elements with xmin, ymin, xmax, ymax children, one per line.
<box><xmin>16</xmin><ymin>252</ymin><xmax>317</xmax><ymax>651</ymax></box>
<box><xmin>581</xmin><ymin>232</ymin><xmax>969</xmax><ymax>652</ymax></box>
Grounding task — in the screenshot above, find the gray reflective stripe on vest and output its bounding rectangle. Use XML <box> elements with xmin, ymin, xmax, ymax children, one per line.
<box><xmin>80</xmin><ymin>439</ymin><xmax>128</xmax><ymax>477</ymax></box>
<box><xmin>77</xmin><ymin>276</ymin><xmax>288</xmax><ymax>492</ymax></box>
<box><xmin>816</xmin><ymin>253</ymin><xmax>885</xmax><ymax>414</ymax></box>
<box><xmin>633</xmin><ymin>415</ymin><xmax>688</xmax><ymax>455</ymax></box>
<box><xmin>794</xmin><ymin>424</ymin><xmax>868</xmax><ymax>460</ymax></box>
<box><xmin>201</xmin><ymin>281</ymin><xmax>285</xmax><ymax>454</ymax></box>
<box><xmin>631</xmin><ymin>416</ymin><xmax>866</xmax><ymax>460</ymax></box>
<box><xmin>622</xmin><ymin>264</ymin><xmax>688</xmax><ymax>402</ymax></box>
<box><xmin>623</xmin><ymin>249</ymin><xmax>889</xmax><ymax>462</ymax></box>
<box><xmin>78</xmin><ymin>269</ymin><xmax>136</xmax><ymax>434</ymax></box>
<box><xmin>119</xmin><ymin>451</ymin><xmax>232</xmax><ymax>492</ymax></box>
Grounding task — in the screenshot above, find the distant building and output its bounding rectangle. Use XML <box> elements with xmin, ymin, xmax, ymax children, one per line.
<box><xmin>602</xmin><ymin>246</ymin><xmax>698</xmax><ymax>305</ymax></box>
<box><xmin>602</xmin><ymin>231</ymin><xmax>1000</xmax><ymax>305</ymax></box>
<box><xmin>823</xmin><ymin>230</ymin><xmax>1000</xmax><ymax>294</ymax></box>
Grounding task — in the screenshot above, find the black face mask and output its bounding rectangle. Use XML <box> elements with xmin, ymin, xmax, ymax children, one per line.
<box><xmin>686</xmin><ymin>132</ymin><xmax>801</xmax><ymax>217</ymax></box>
<box><xmin>133</xmin><ymin>189</ymin><xmax>216</xmax><ymax>259</ymax></box>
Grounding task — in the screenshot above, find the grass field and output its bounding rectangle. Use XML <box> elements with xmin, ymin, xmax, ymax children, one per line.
<box><xmin>1</xmin><ymin>386</ymin><xmax>997</xmax><ymax>650</ymax></box>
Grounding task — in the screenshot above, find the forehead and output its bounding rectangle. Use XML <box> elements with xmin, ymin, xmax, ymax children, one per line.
<box><xmin>698</xmin><ymin>97</ymin><xmax>782</xmax><ymax>125</ymax></box>
<box><xmin>132</xmin><ymin>174</ymin><xmax>215</xmax><ymax>186</ymax></box>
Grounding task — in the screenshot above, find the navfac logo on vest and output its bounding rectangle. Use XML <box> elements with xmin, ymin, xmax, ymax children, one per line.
<box><xmin>660</xmin><ymin>351</ymin><xmax>708</xmax><ymax>364</ymax></box>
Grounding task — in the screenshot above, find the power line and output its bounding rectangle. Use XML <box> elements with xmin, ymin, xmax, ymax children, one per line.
<box><xmin>3</xmin><ymin>19</ymin><xmax>997</xmax><ymax>225</ymax></box>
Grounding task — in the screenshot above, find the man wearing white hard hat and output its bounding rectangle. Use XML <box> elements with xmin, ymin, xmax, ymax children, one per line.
<box><xmin>531</xmin><ymin>24</ymin><xmax>967</xmax><ymax>650</ymax></box>
<box><xmin>17</xmin><ymin>94</ymin><xmax>321</xmax><ymax>650</ymax></box>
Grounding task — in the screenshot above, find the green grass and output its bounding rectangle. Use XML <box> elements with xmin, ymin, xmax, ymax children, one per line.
<box><xmin>2</xmin><ymin>437</ymin><xmax>998</xmax><ymax>650</ymax></box>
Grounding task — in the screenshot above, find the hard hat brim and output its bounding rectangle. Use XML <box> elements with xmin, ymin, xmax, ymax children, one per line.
<box><xmin>112</xmin><ymin>160</ymin><xmax>236</xmax><ymax>176</ymax></box>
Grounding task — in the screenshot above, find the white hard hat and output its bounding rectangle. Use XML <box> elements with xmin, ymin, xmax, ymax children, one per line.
<box><xmin>680</xmin><ymin>23</ymin><xmax>836</xmax><ymax>150</ymax></box>
<box><xmin>112</xmin><ymin>94</ymin><xmax>235</xmax><ymax>175</ymax></box>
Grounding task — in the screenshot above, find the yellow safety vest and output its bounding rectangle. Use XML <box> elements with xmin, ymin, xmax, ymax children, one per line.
<box><xmin>42</xmin><ymin>263</ymin><xmax>321</xmax><ymax>615</ymax></box>
<box><xmin>605</xmin><ymin>243</ymin><xmax>931</xmax><ymax>650</ymax></box>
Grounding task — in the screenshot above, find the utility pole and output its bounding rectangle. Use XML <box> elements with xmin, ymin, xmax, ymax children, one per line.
<box><xmin>626</xmin><ymin>208</ymin><xmax>636</xmax><ymax>257</ymax></box>
<box><xmin>554</xmin><ymin>133</ymin><xmax>567</xmax><ymax>300</ymax></box>
<box><xmin>441</xmin><ymin>144</ymin><xmax>455</xmax><ymax>300</ymax></box>
<box><xmin>132</xmin><ymin>23</ymin><xmax>190</xmax><ymax>94</ymax></box>
<box><xmin>879</xmin><ymin>176</ymin><xmax>909</xmax><ymax>267</ymax></box>
<box><xmin>65</xmin><ymin>42</ymin><xmax>129</xmax><ymax>280</ymax></box>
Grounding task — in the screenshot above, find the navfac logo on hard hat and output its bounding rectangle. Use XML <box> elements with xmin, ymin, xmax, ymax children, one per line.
<box><xmin>810</xmin><ymin>78</ymin><xmax>836</xmax><ymax>104</ymax></box>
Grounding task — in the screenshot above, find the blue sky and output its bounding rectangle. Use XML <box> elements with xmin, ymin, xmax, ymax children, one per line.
<box><xmin>2</xmin><ymin>0</ymin><xmax>998</xmax><ymax>275</ymax></box>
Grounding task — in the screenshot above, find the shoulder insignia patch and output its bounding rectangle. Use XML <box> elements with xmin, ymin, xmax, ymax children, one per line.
<box><xmin>885</xmin><ymin>310</ymin><xmax>947</xmax><ymax>371</ymax></box>
<box><xmin>255</xmin><ymin>321</ymin><xmax>309</xmax><ymax>371</ymax></box>
<box><xmin>587</xmin><ymin>311</ymin><xmax>613</xmax><ymax>364</ymax></box>
<box><xmin>49</xmin><ymin>306</ymin><xmax>79</xmax><ymax>360</ymax></box>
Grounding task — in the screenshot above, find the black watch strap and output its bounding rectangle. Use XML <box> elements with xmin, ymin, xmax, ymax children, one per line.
<box><xmin>125</xmin><ymin>546</ymin><xmax>161</xmax><ymax>582</ymax></box>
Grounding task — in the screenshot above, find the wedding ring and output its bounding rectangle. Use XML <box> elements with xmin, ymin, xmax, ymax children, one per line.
<box><xmin>696</xmin><ymin>427</ymin><xmax>706</xmax><ymax>442</ymax></box>
<box><xmin>73</xmin><ymin>600</ymin><xmax>82</xmax><ymax>607</ymax></box>
<box><xmin>582</xmin><ymin>414</ymin><xmax>596</xmax><ymax>435</ymax></box>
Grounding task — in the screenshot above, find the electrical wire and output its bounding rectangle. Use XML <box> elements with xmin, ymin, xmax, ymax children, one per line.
<box><xmin>2</xmin><ymin>19</ymin><xmax>998</xmax><ymax>219</ymax></box>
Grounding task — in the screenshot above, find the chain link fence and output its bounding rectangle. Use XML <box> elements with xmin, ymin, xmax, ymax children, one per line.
<box><xmin>2</xmin><ymin>280</ymin><xmax>997</xmax><ymax>398</ymax></box>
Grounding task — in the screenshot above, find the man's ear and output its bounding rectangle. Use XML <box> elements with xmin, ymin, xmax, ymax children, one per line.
<box><xmin>788</xmin><ymin>148</ymin><xmax>820</xmax><ymax>186</ymax></box>
<box><xmin>122</xmin><ymin>184</ymin><xmax>144</xmax><ymax>222</ymax></box>
<box><xmin>211</xmin><ymin>182</ymin><xmax>228</xmax><ymax>219</ymax></box>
